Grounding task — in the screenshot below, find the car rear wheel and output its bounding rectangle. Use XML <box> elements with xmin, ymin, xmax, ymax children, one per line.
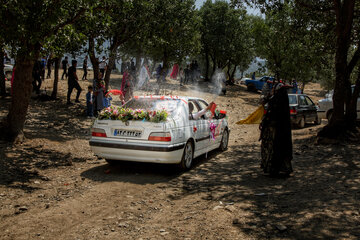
<box><xmin>298</xmin><ymin>116</ymin><xmax>305</xmax><ymax>129</ymax></box>
<box><xmin>247</xmin><ymin>84</ymin><xmax>256</xmax><ymax>92</ymax></box>
<box><xmin>219</xmin><ymin>129</ymin><xmax>229</xmax><ymax>151</ymax></box>
<box><xmin>179</xmin><ymin>141</ymin><xmax>194</xmax><ymax>170</ymax></box>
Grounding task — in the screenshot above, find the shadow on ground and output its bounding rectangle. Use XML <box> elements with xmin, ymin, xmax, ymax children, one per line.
<box><xmin>165</xmin><ymin>139</ymin><xmax>360</xmax><ymax>239</ymax></box>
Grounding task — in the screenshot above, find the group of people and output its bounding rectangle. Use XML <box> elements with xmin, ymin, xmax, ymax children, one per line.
<box><xmin>168</xmin><ymin>60</ymin><xmax>200</xmax><ymax>86</ymax></box>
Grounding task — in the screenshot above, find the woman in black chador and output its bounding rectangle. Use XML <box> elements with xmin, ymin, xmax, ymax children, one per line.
<box><xmin>260</xmin><ymin>82</ymin><xmax>293</xmax><ymax>176</ymax></box>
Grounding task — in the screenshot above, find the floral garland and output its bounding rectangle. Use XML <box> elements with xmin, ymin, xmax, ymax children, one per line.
<box><xmin>98</xmin><ymin>106</ymin><xmax>168</xmax><ymax>123</ymax></box>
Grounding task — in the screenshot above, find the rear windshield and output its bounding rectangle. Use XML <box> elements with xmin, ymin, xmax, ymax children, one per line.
<box><xmin>288</xmin><ymin>95</ymin><xmax>297</xmax><ymax>105</ymax></box>
<box><xmin>124</xmin><ymin>98</ymin><xmax>184</xmax><ymax>117</ymax></box>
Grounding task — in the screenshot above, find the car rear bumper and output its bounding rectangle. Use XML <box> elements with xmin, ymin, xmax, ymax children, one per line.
<box><xmin>89</xmin><ymin>138</ymin><xmax>185</xmax><ymax>164</ymax></box>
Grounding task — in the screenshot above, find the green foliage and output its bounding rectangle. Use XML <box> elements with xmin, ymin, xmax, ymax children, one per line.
<box><xmin>143</xmin><ymin>0</ymin><xmax>201</xmax><ymax>65</ymax></box>
<box><xmin>199</xmin><ymin>1</ymin><xmax>255</xmax><ymax>77</ymax></box>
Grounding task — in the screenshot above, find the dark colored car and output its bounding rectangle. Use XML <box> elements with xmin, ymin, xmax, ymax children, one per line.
<box><xmin>288</xmin><ymin>94</ymin><xmax>321</xmax><ymax>128</ymax></box>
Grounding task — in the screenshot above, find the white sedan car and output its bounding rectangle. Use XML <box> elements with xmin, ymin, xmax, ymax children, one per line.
<box><xmin>89</xmin><ymin>96</ymin><xmax>229</xmax><ymax>169</ymax></box>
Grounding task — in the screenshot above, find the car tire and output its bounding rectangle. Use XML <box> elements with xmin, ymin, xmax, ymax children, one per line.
<box><xmin>247</xmin><ymin>84</ymin><xmax>256</xmax><ymax>92</ymax></box>
<box><xmin>179</xmin><ymin>141</ymin><xmax>194</xmax><ymax>170</ymax></box>
<box><xmin>314</xmin><ymin>115</ymin><xmax>321</xmax><ymax>125</ymax></box>
<box><xmin>219</xmin><ymin>129</ymin><xmax>229</xmax><ymax>151</ymax></box>
<box><xmin>298</xmin><ymin>116</ymin><xmax>305</xmax><ymax>129</ymax></box>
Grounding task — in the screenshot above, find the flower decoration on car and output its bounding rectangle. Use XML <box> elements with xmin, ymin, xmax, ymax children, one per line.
<box><xmin>98</xmin><ymin>106</ymin><xmax>168</xmax><ymax>123</ymax></box>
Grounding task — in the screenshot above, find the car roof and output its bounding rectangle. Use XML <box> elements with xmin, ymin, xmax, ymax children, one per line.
<box><xmin>134</xmin><ymin>95</ymin><xmax>205</xmax><ymax>102</ymax></box>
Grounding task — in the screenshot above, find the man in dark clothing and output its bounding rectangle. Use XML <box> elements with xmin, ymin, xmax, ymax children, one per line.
<box><xmin>61</xmin><ymin>56</ymin><xmax>69</xmax><ymax>80</ymax></box>
<box><xmin>46</xmin><ymin>57</ymin><xmax>53</xmax><ymax>79</ymax></box>
<box><xmin>67</xmin><ymin>60</ymin><xmax>82</xmax><ymax>104</ymax></box>
<box><xmin>32</xmin><ymin>60</ymin><xmax>42</xmax><ymax>94</ymax></box>
<box><xmin>82</xmin><ymin>56</ymin><xmax>88</xmax><ymax>80</ymax></box>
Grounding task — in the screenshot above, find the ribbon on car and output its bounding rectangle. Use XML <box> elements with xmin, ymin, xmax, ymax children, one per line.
<box><xmin>210</xmin><ymin>122</ymin><xmax>216</xmax><ymax>141</ymax></box>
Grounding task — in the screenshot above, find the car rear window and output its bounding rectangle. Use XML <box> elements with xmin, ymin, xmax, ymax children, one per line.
<box><xmin>124</xmin><ymin>98</ymin><xmax>184</xmax><ymax>117</ymax></box>
<box><xmin>288</xmin><ymin>95</ymin><xmax>297</xmax><ymax>104</ymax></box>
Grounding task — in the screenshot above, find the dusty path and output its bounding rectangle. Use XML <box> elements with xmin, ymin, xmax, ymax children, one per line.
<box><xmin>1</xmin><ymin>72</ymin><xmax>360</xmax><ymax>239</ymax></box>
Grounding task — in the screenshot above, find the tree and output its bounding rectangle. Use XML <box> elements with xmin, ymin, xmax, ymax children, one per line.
<box><xmin>0</xmin><ymin>0</ymin><xmax>89</xmax><ymax>141</ymax></box>
<box><xmin>233</xmin><ymin>0</ymin><xmax>360</xmax><ymax>138</ymax></box>
<box><xmin>199</xmin><ymin>1</ymin><xmax>254</xmax><ymax>81</ymax></box>
<box><xmin>144</xmin><ymin>0</ymin><xmax>200</xmax><ymax>72</ymax></box>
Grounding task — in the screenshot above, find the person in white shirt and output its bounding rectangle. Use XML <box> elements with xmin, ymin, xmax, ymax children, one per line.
<box><xmin>189</xmin><ymin>102</ymin><xmax>215</xmax><ymax>120</ymax></box>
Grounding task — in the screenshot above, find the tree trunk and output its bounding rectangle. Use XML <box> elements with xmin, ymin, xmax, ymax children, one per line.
<box><xmin>230</xmin><ymin>65</ymin><xmax>237</xmax><ymax>81</ymax></box>
<box><xmin>345</xmin><ymin>68</ymin><xmax>360</xmax><ymax>128</ymax></box>
<box><xmin>104</xmin><ymin>37</ymin><xmax>120</xmax><ymax>91</ymax></box>
<box><xmin>135</xmin><ymin>51</ymin><xmax>142</xmax><ymax>73</ymax></box>
<box><xmin>204</xmin><ymin>50</ymin><xmax>210</xmax><ymax>81</ymax></box>
<box><xmin>0</xmin><ymin>45</ymin><xmax>5</xmax><ymax>97</ymax></box>
<box><xmin>328</xmin><ymin>0</ymin><xmax>355</xmax><ymax>128</ymax></box>
<box><xmin>211</xmin><ymin>55</ymin><xmax>216</xmax><ymax>76</ymax></box>
<box><xmin>51</xmin><ymin>57</ymin><xmax>60</xmax><ymax>99</ymax></box>
<box><xmin>5</xmin><ymin>57</ymin><xmax>35</xmax><ymax>141</ymax></box>
<box><xmin>88</xmin><ymin>37</ymin><xmax>100</xmax><ymax>82</ymax></box>
<box><xmin>226</xmin><ymin>64</ymin><xmax>231</xmax><ymax>80</ymax></box>
<box><xmin>317</xmin><ymin>0</ymin><xmax>355</xmax><ymax>140</ymax></box>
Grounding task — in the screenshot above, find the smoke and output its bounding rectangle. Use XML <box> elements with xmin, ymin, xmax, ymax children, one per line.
<box><xmin>210</xmin><ymin>69</ymin><xmax>226</xmax><ymax>101</ymax></box>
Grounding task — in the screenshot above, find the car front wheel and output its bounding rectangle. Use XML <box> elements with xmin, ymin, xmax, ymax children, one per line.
<box><xmin>315</xmin><ymin>115</ymin><xmax>321</xmax><ymax>125</ymax></box>
<box><xmin>298</xmin><ymin>116</ymin><xmax>305</xmax><ymax>129</ymax></box>
<box><xmin>179</xmin><ymin>141</ymin><xmax>194</xmax><ymax>170</ymax></box>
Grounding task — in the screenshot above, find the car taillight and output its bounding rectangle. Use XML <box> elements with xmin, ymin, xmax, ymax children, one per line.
<box><xmin>91</xmin><ymin>128</ymin><xmax>107</xmax><ymax>137</ymax></box>
<box><xmin>290</xmin><ymin>107</ymin><xmax>297</xmax><ymax>115</ymax></box>
<box><xmin>148</xmin><ymin>132</ymin><xmax>171</xmax><ymax>142</ymax></box>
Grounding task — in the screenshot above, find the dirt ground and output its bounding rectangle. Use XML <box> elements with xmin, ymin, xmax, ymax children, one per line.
<box><xmin>0</xmin><ymin>70</ymin><xmax>360</xmax><ymax>240</ymax></box>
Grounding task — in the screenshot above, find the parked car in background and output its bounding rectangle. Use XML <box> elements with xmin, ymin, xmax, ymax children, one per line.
<box><xmin>288</xmin><ymin>93</ymin><xmax>321</xmax><ymax>128</ymax></box>
<box><xmin>90</xmin><ymin>96</ymin><xmax>230</xmax><ymax>170</ymax></box>
<box><xmin>244</xmin><ymin>76</ymin><xmax>274</xmax><ymax>92</ymax></box>
<box><xmin>317</xmin><ymin>85</ymin><xmax>360</xmax><ymax>121</ymax></box>
<box><xmin>4</xmin><ymin>64</ymin><xmax>13</xmax><ymax>79</ymax></box>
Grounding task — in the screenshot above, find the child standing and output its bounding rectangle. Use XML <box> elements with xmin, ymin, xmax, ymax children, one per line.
<box><xmin>86</xmin><ymin>85</ymin><xmax>94</xmax><ymax>117</ymax></box>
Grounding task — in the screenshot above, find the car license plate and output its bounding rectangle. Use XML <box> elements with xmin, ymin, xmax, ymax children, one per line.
<box><xmin>114</xmin><ymin>129</ymin><xmax>142</xmax><ymax>138</ymax></box>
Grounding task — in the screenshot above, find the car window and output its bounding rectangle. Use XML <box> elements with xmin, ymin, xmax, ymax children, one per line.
<box><xmin>305</xmin><ymin>96</ymin><xmax>314</xmax><ymax>105</ymax></box>
<box><xmin>188</xmin><ymin>100</ymin><xmax>201</xmax><ymax>120</ymax></box>
<box><xmin>299</xmin><ymin>95</ymin><xmax>307</xmax><ymax>105</ymax></box>
<box><xmin>197</xmin><ymin>100</ymin><xmax>208</xmax><ymax>110</ymax></box>
<box><xmin>288</xmin><ymin>95</ymin><xmax>297</xmax><ymax>104</ymax></box>
<box><xmin>197</xmin><ymin>100</ymin><xmax>209</xmax><ymax>119</ymax></box>
<box><xmin>123</xmin><ymin>98</ymin><xmax>183</xmax><ymax>117</ymax></box>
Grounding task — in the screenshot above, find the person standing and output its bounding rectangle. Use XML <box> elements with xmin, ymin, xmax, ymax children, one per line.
<box><xmin>99</xmin><ymin>56</ymin><xmax>107</xmax><ymax>79</ymax></box>
<box><xmin>86</xmin><ymin>85</ymin><xmax>94</xmax><ymax>117</ymax></box>
<box><xmin>121</xmin><ymin>70</ymin><xmax>133</xmax><ymax>102</ymax></box>
<box><xmin>260</xmin><ymin>82</ymin><xmax>293</xmax><ymax>177</ymax></box>
<box><xmin>61</xmin><ymin>56</ymin><xmax>69</xmax><ymax>80</ymax></box>
<box><xmin>179</xmin><ymin>67</ymin><xmax>185</xmax><ymax>86</ymax></box>
<box><xmin>82</xmin><ymin>56</ymin><xmax>88</xmax><ymax>80</ymax></box>
<box><xmin>40</xmin><ymin>57</ymin><xmax>46</xmax><ymax>80</ymax></box>
<box><xmin>46</xmin><ymin>56</ymin><xmax>53</xmax><ymax>79</ymax></box>
<box><xmin>94</xmin><ymin>73</ymin><xmax>105</xmax><ymax>114</ymax></box>
<box><xmin>67</xmin><ymin>60</ymin><xmax>82</xmax><ymax>104</ymax></box>
<box><xmin>32</xmin><ymin>60</ymin><xmax>42</xmax><ymax>94</ymax></box>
